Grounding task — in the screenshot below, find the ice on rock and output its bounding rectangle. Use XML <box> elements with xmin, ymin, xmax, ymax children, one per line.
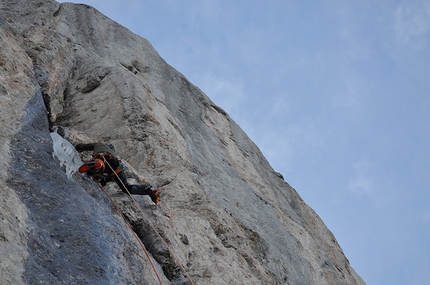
<box><xmin>50</xmin><ymin>132</ymin><xmax>83</xmax><ymax>180</ymax></box>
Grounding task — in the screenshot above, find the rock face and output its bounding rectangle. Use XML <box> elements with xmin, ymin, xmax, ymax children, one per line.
<box><xmin>0</xmin><ymin>1</ymin><xmax>365</xmax><ymax>284</ymax></box>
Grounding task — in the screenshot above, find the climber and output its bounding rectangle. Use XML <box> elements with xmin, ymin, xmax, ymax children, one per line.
<box><xmin>75</xmin><ymin>142</ymin><xmax>160</xmax><ymax>204</ymax></box>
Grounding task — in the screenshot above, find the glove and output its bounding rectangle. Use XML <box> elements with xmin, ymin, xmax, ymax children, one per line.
<box><xmin>149</xmin><ymin>189</ymin><xmax>160</xmax><ymax>204</ymax></box>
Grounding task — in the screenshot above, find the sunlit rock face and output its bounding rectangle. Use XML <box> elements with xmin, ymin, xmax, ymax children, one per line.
<box><xmin>0</xmin><ymin>1</ymin><xmax>365</xmax><ymax>284</ymax></box>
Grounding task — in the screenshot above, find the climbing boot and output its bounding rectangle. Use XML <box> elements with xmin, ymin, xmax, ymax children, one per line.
<box><xmin>150</xmin><ymin>189</ymin><xmax>160</xmax><ymax>204</ymax></box>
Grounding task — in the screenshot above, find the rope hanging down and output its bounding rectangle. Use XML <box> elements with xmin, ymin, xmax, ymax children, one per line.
<box><xmin>92</xmin><ymin>177</ymin><xmax>164</xmax><ymax>285</ymax></box>
<box><xmin>101</xmin><ymin>156</ymin><xmax>196</xmax><ymax>285</ymax></box>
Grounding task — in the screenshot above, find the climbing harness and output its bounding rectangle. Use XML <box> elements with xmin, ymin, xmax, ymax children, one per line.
<box><xmin>108</xmin><ymin>167</ymin><xmax>122</xmax><ymax>177</ymax></box>
<box><xmin>90</xmin><ymin>155</ymin><xmax>196</xmax><ymax>285</ymax></box>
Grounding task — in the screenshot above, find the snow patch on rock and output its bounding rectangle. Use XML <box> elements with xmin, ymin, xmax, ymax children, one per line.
<box><xmin>50</xmin><ymin>131</ymin><xmax>83</xmax><ymax>180</ymax></box>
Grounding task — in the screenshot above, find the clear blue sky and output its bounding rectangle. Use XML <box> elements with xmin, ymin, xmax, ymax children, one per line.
<box><xmin>60</xmin><ymin>1</ymin><xmax>430</xmax><ymax>284</ymax></box>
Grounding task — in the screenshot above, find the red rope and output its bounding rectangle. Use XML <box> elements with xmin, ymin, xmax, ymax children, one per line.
<box><xmin>101</xmin><ymin>157</ymin><xmax>196</xmax><ymax>285</ymax></box>
<box><xmin>92</xmin><ymin>177</ymin><xmax>164</xmax><ymax>285</ymax></box>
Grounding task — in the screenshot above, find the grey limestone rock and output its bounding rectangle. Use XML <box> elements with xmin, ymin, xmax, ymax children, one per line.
<box><xmin>0</xmin><ymin>1</ymin><xmax>365</xmax><ymax>284</ymax></box>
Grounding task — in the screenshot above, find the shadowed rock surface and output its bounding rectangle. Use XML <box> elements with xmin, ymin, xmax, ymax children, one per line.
<box><xmin>0</xmin><ymin>1</ymin><xmax>365</xmax><ymax>284</ymax></box>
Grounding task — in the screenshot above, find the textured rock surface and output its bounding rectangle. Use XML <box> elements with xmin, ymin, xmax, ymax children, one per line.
<box><xmin>0</xmin><ymin>1</ymin><xmax>365</xmax><ymax>284</ymax></box>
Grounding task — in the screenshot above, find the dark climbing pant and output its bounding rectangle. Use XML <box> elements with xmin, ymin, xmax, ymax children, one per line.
<box><xmin>103</xmin><ymin>155</ymin><xmax>153</xmax><ymax>195</ymax></box>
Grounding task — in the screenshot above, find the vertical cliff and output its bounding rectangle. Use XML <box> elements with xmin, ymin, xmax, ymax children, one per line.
<box><xmin>0</xmin><ymin>1</ymin><xmax>365</xmax><ymax>284</ymax></box>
